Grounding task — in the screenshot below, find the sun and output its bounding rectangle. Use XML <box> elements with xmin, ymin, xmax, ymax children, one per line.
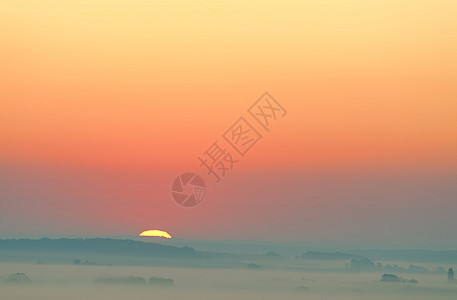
<box><xmin>138</xmin><ymin>229</ymin><xmax>172</xmax><ymax>239</ymax></box>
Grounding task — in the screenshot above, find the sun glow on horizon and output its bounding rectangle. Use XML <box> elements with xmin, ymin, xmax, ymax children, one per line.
<box><xmin>139</xmin><ymin>229</ymin><xmax>172</xmax><ymax>239</ymax></box>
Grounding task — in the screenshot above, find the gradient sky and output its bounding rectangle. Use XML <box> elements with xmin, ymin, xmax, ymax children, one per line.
<box><xmin>1</xmin><ymin>1</ymin><xmax>456</xmax><ymax>248</ymax></box>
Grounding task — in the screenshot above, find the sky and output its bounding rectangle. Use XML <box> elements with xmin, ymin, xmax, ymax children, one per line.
<box><xmin>1</xmin><ymin>0</ymin><xmax>456</xmax><ymax>248</ymax></box>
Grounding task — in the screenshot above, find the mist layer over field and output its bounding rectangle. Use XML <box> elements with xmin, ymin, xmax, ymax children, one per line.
<box><xmin>1</xmin><ymin>262</ymin><xmax>456</xmax><ymax>300</ymax></box>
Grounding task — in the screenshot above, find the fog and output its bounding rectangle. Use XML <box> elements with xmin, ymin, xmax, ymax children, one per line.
<box><xmin>1</xmin><ymin>261</ymin><xmax>456</xmax><ymax>300</ymax></box>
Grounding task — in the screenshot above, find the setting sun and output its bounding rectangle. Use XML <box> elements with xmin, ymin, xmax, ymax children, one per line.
<box><xmin>139</xmin><ymin>229</ymin><xmax>172</xmax><ymax>239</ymax></box>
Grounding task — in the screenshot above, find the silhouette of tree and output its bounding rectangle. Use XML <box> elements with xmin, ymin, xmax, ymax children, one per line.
<box><xmin>448</xmin><ymin>268</ymin><xmax>455</xmax><ymax>282</ymax></box>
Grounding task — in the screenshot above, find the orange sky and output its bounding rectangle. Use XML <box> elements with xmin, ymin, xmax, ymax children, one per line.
<box><xmin>1</xmin><ymin>0</ymin><xmax>456</xmax><ymax>171</ymax></box>
<box><xmin>1</xmin><ymin>1</ymin><xmax>457</xmax><ymax>244</ymax></box>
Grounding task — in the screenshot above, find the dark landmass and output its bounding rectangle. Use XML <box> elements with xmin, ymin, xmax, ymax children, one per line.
<box><xmin>301</xmin><ymin>251</ymin><xmax>362</xmax><ymax>260</ymax></box>
<box><xmin>5</xmin><ymin>273</ymin><xmax>31</xmax><ymax>284</ymax></box>
<box><xmin>349</xmin><ymin>258</ymin><xmax>439</xmax><ymax>274</ymax></box>
<box><xmin>1</xmin><ymin>238</ymin><xmax>456</xmax><ymax>271</ymax></box>
<box><xmin>350</xmin><ymin>258</ymin><xmax>376</xmax><ymax>271</ymax></box>
<box><xmin>94</xmin><ymin>276</ymin><xmax>147</xmax><ymax>285</ymax></box>
<box><xmin>0</xmin><ymin>238</ymin><xmax>202</xmax><ymax>258</ymax></box>
<box><xmin>381</xmin><ymin>273</ymin><xmax>418</xmax><ymax>284</ymax></box>
<box><xmin>0</xmin><ymin>238</ymin><xmax>244</xmax><ymax>268</ymax></box>
<box><xmin>348</xmin><ymin>249</ymin><xmax>457</xmax><ymax>263</ymax></box>
<box><xmin>148</xmin><ymin>277</ymin><xmax>174</xmax><ymax>287</ymax></box>
<box><xmin>247</xmin><ymin>263</ymin><xmax>261</xmax><ymax>270</ymax></box>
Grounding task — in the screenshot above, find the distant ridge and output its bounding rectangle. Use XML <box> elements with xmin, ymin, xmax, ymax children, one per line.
<box><xmin>0</xmin><ymin>238</ymin><xmax>203</xmax><ymax>258</ymax></box>
<box><xmin>348</xmin><ymin>249</ymin><xmax>457</xmax><ymax>263</ymax></box>
<box><xmin>1</xmin><ymin>238</ymin><xmax>456</xmax><ymax>265</ymax></box>
<box><xmin>301</xmin><ymin>251</ymin><xmax>363</xmax><ymax>260</ymax></box>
